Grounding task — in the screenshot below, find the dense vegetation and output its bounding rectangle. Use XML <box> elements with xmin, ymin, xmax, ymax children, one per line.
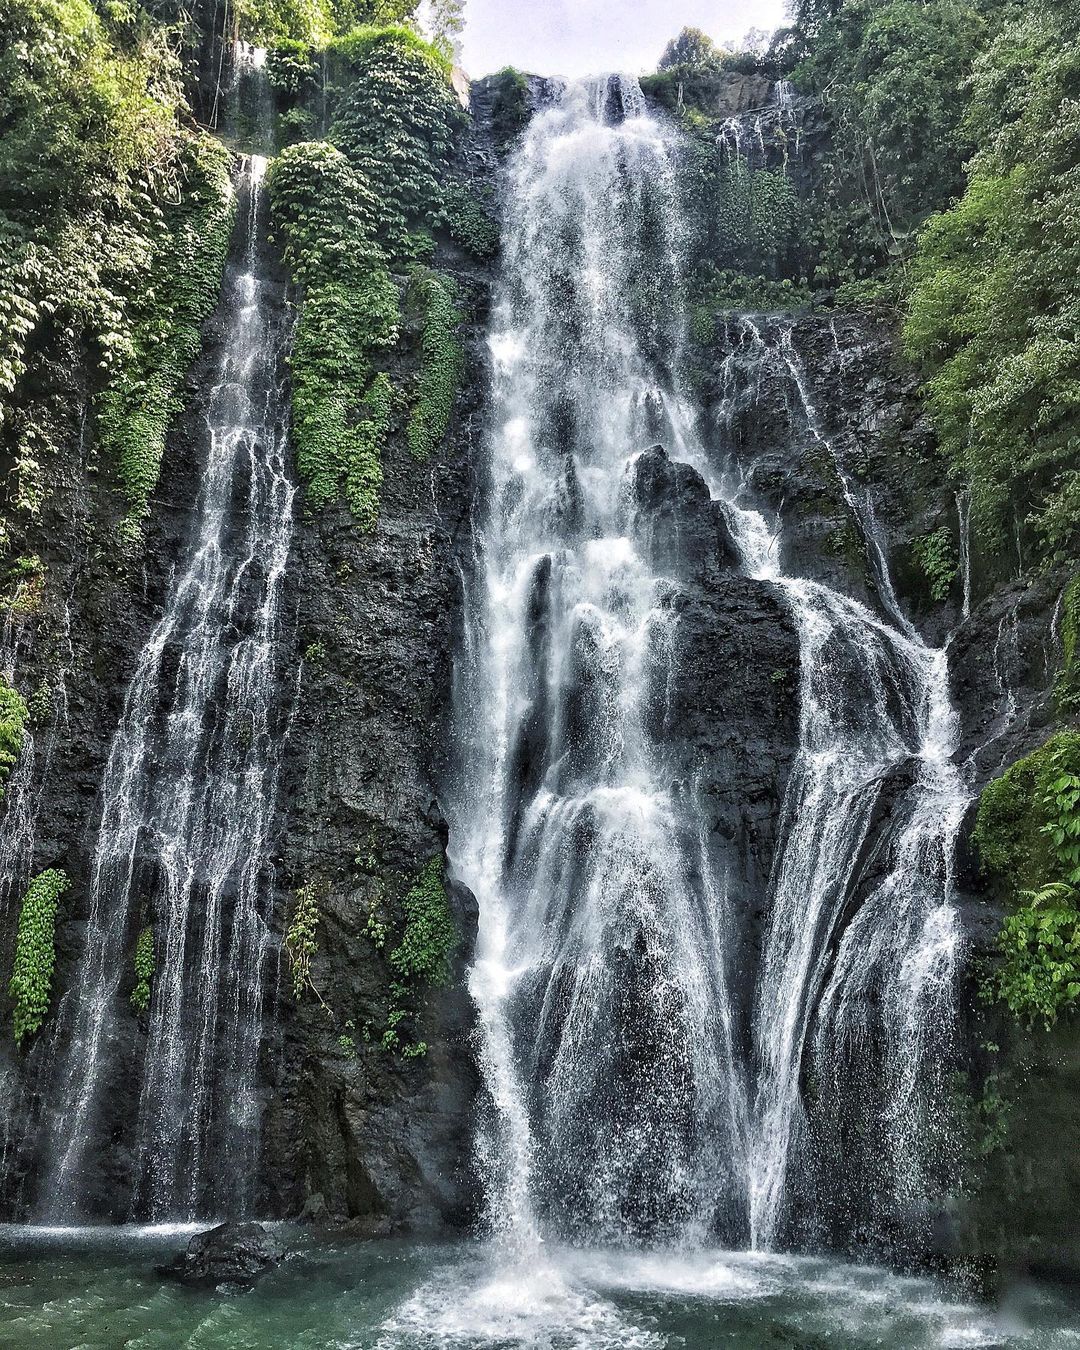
<box><xmin>266</xmin><ymin>23</ymin><xmax>467</xmax><ymax>527</ymax></box>
<box><xmin>0</xmin><ymin>0</ymin><xmax>235</xmax><ymax>547</ymax></box>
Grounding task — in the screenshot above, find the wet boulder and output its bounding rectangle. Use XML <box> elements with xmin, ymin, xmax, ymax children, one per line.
<box><xmin>159</xmin><ymin>1221</ymin><xmax>285</xmax><ymax>1289</ymax></box>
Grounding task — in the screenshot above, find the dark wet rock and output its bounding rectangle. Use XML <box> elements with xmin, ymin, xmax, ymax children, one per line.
<box><xmin>632</xmin><ymin>443</ymin><xmax>740</xmax><ymax>579</ymax></box>
<box><xmin>159</xmin><ymin>1221</ymin><xmax>285</xmax><ymax>1289</ymax></box>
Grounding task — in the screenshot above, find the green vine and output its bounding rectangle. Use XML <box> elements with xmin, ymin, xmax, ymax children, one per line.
<box><xmin>130</xmin><ymin>924</ymin><xmax>154</xmax><ymax>1013</ymax></box>
<box><xmin>0</xmin><ymin>676</ymin><xmax>28</xmax><ymax>800</ymax></box>
<box><xmin>328</xmin><ymin>26</ymin><xmax>460</xmax><ymax>264</ymax></box>
<box><xmin>406</xmin><ymin>267</ymin><xmax>463</xmax><ymax>461</ymax></box>
<box><xmin>487</xmin><ymin>66</ymin><xmax>530</xmax><ymax>147</ymax></box>
<box><xmin>10</xmin><ymin>868</ymin><xmax>70</xmax><ymax>1046</ymax></box>
<box><xmin>267</xmin><ymin>26</ymin><xmax>463</xmax><ymax>527</ymax></box>
<box><xmin>268</xmin><ymin>140</ymin><xmax>400</xmax><ymax>527</ymax></box>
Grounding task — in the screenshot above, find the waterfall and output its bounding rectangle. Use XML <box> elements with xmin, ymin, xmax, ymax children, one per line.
<box><xmin>450</xmin><ymin>76</ymin><xmax>749</xmax><ymax>1250</ymax></box>
<box><xmin>451</xmin><ymin>76</ymin><xmax>968</xmax><ymax>1259</ymax></box>
<box><xmin>31</xmin><ymin>142</ymin><xmax>294</xmax><ymax>1222</ymax></box>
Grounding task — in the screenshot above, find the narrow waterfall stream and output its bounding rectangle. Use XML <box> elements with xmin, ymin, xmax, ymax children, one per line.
<box><xmin>449</xmin><ymin>75</ymin><xmax>967</xmax><ymax>1282</ymax></box>
<box><xmin>26</xmin><ymin>144</ymin><xmax>294</xmax><ymax>1223</ymax></box>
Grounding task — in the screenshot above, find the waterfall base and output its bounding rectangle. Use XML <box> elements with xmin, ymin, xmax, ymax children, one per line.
<box><xmin>1</xmin><ymin>1231</ymin><xmax>1076</xmax><ymax>1347</ymax></box>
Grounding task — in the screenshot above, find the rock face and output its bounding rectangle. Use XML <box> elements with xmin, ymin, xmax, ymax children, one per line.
<box><xmin>160</xmin><ymin>1222</ymin><xmax>285</xmax><ymax>1289</ymax></box>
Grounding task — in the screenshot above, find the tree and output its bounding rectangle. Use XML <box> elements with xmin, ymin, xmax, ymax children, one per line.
<box><xmin>658</xmin><ymin>26</ymin><xmax>723</xmax><ymax>71</ymax></box>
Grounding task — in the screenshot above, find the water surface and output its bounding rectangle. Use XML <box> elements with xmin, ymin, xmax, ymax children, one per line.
<box><xmin>2</xmin><ymin>1229</ymin><xmax>1078</xmax><ymax>1348</ymax></box>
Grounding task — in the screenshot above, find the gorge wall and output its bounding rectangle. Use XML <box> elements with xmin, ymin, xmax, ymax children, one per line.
<box><xmin>0</xmin><ymin>0</ymin><xmax>1078</xmax><ymax>1291</ymax></box>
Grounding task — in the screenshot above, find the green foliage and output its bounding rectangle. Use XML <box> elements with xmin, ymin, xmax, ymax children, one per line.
<box><xmin>977</xmin><ymin>732</ymin><xmax>1080</xmax><ymax>1025</ymax></box>
<box><xmin>240</xmin><ymin>0</ymin><xmax>418</xmax><ymax>46</ymax></box>
<box><xmin>406</xmin><ymin>268</ymin><xmax>463</xmax><ymax>460</ymax></box>
<box><xmin>329</xmin><ymin>28</ymin><xmax>459</xmax><ymax>261</ymax></box>
<box><xmin>268</xmin><ymin>26</ymin><xmax>462</xmax><ymax>526</ymax></box>
<box><xmin>388</xmin><ymin>857</ymin><xmax>456</xmax><ymax>987</ymax></box>
<box><xmin>0</xmin><ymin>677</ymin><xmax>28</xmax><ymax>800</ymax></box>
<box><xmin>268</xmin><ymin>139</ymin><xmax>400</xmax><ymax>526</ymax></box>
<box><xmin>9</xmin><ymin>868</ymin><xmax>70</xmax><ymax>1046</ymax></box>
<box><xmin>912</xmin><ymin>525</ymin><xmax>958</xmax><ymax>602</ymax></box>
<box><xmin>2</xmin><ymin>555</ymin><xmax>45</xmax><ymax>617</ymax></box>
<box><xmin>130</xmin><ymin>925</ymin><xmax>154</xmax><ymax>1013</ymax></box>
<box><xmin>443</xmin><ymin>180</ymin><xmax>499</xmax><ymax>260</ymax></box>
<box><xmin>285</xmin><ymin>881</ymin><xmax>321</xmax><ymax>1001</ymax></box>
<box><xmin>793</xmin><ymin>0</ymin><xmax>992</xmax><ymax>265</ymax></box>
<box><xmin>832</xmin><ymin>272</ymin><xmax>902</xmax><ymax>311</ymax></box>
<box><xmin>658</xmin><ymin>26</ymin><xmax>726</xmax><ymax>71</ymax></box>
<box><xmin>363</xmin><ymin>856</ymin><xmax>456</xmax><ymax>1056</ymax></box>
<box><xmin>986</xmin><ymin>883</ymin><xmax>1080</xmax><ymax>1027</ymax></box>
<box><xmin>903</xmin><ymin>2</ymin><xmax>1080</xmax><ymax>572</ymax></box>
<box><xmin>691</xmin><ymin>266</ymin><xmax>812</xmax><ymax>317</ymax></box>
<box><xmin>487</xmin><ymin>67</ymin><xmax>530</xmax><ymax>147</ymax></box>
<box><xmin>974</xmin><ymin>733</ymin><xmax>1080</xmax><ymax>888</ymax></box>
<box><xmin>96</xmin><ymin>135</ymin><xmax>234</xmax><ymax>542</ymax></box>
<box><xmin>0</xmin><ymin>0</ymin><xmax>235</xmax><ymax>543</ymax></box>
<box><xmin>679</xmin><ymin>129</ymin><xmax>803</xmax><ymax>299</ymax></box>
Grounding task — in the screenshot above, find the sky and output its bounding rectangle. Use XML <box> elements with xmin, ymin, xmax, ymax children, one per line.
<box><xmin>459</xmin><ymin>0</ymin><xmax>791</xmax><ymax>80</ymax></box>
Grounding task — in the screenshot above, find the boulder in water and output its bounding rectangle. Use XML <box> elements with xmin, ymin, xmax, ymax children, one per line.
<box><xmin>159</xmin><ymin>1221</ymin><xmax>284</xmax><ymax>1290</ymax></box>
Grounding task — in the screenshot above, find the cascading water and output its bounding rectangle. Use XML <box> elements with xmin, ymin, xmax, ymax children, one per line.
<box><xmin>28</xmin><ymin>134</ymin><xmax>294</xmax><ymax>1222</ymax></box>
<box><xmin>450</xmin><ymin>75</ymin><xmax>969</xmax><ymax>1267</ymax></box>
<box><xmin>450</xmin><ymin>75</ymin><xmax>749</xmax><ymax>1252</ymax></box>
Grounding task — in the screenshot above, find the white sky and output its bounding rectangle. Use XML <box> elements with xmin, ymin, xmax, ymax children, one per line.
<box><xmin>460</xmin><ymin>0</ymin><xmax>791</xmax><ymax>80</ymax></box>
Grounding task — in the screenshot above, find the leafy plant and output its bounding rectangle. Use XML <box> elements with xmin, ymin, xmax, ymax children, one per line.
<box><xmin>363</xmin><ymin>856</ymin><xmax>456</xmax><ymax>1056</ymax></box>
<box><xmin>131</xmin><ymin>924</ymin><xmax>154</xmax><ymax>1013</ymax></box>
<box><xmin>388</xmin><ymin>857</ymin><xmax>456</xmax><ymax>988</ymax></box>
<box><xmin>96</xmin><ymin>135</ymin><xmax>234</xmax><ymax>544</ymax></box>
<box><xmin>268</xmin><ymin>140</ymin><xmax>400</xmax><ymax>527</ymax></box>
<box><xmin>268</xmin><ymin>26</ymin><xmax>462</xmax><ymax>527</ymax></box>
<box><xmin>442</xmin><ymin>180</ymin><xmax>499</xmax><ymax>260</ymax></box>
<box><xmin>10</xmin><ymin>868</ymin><xmax>70</xmax><ymax>1045</ymax></box>
<box><xmin>912</xmin><ymin>525</ymin><xmax>958</xmax><ymax>603</ymax></box>
<box><xmin>285</xmin><ymin>881</ymin><xmax>322</xmax><ymax>1002</ymax></box>
<box><xmin>0</xmin><ymin>0</ymin><xmax>233</xmax><ymax>543</ymax></box>
<box><xmin>1057</xmin><ymin>576</ymin><xmax>1080</xmax><ymax>713</ymax></box>
<box><xmin>985</xmin><ymin>882</ymin><xmax>1080</xmax><ymax>1027</ymax></box>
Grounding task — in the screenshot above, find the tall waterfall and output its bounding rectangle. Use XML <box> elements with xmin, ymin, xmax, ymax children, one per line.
<box><xmin>450</xmin><ymin>77</ymin><xmax>968</xmax><ymax>1258</ymax></box>
<box><xmin>33</xmin><ymin>148</ymin><xmax>294</xmax><ymax>1222</ymax></box>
